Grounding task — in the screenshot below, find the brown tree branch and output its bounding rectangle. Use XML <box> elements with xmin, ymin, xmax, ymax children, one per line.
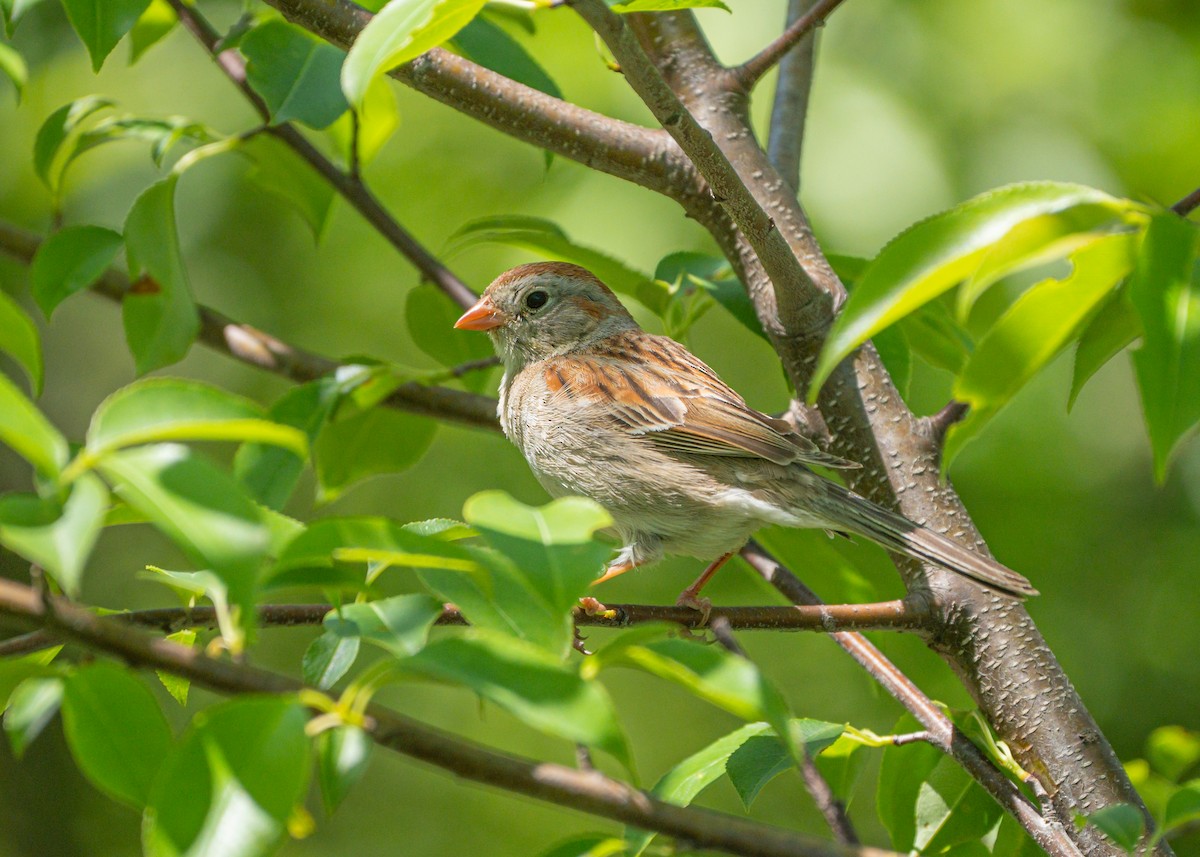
<box><xmin>1172</xmin><ymin>185</ymin><xmax>1200</xmax><ymax>217</ymax></box>
<box><xmin>258</xmin><ymin>0</ymin><xmax>689</xmax><ymax>197</ymax></box>
<box><xmin>0</xmin><ymin>577</ymin><xmax>900</xmax><ymax>857</ymax></box>
<box><xmin>767</xmin><ymin>0</ymin><xmax>821</xmax><ymax>192</ymax></box>
<box><xmin>167</xmin><ymin>0</ymin><xmax>479</xmax><ymax>310</ymax></box>
<box><xmin>0</xmin><ymin>220</ymin><xmax>499</xmax><ymax>430</ymax></box>
<box><xmin>738</xmin><ymin>0</ymin><xmax>848</xmax><ymax>89</ymax></box>
<box><xmin>0</xmin><ymin>599</ymin><xmax>929</xmax><ymax>658</ymax></box>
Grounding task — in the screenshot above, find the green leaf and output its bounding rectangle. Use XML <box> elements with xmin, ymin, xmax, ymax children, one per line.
<box><xmin>341</xmin><ymin>0</ymin><xmax>488</xmax><ymax>108</ymax></box>
<box><xmin>122</xmin><ymin>179</ymin><xmax>201</xmax><ymax>374</ymax></box>
<box><xmin>3</xmin><ymin>677</ymin><xmax>62</xmax><ymax>757</ymax></box>
<box><xmin>1147</xmin><ymin>726</ymin><xmax>1200</xmax><ymax>783</ymax></box>
<box><xmin>810</xmin><ymin>182</ymin><xmax>1136</xmax><ymax>401</ymax></box>
<box><xmin>0</xmin><ymin>648</ymin><xmax>63</xmax><ymax>712</ymax></box>
<box><xmin>325</xmin><ymin>72</ymin><xmax>399</xmax><ymax>166</ymax></box>
<box><xmin>655</xmin><ymin>252</ymin><xmax>757</xmax><ymax>339</ymax></box>
<box><xmin>30</xmin><ymin>224</ymin><xmax>123</xmax><ymax>319</ymax></box>
<box><xmin>1079</xmin><ymin>804</ymin><xmax>1145</xmax><ymax>853</ymax></box>
<box><xmin>406</xmin><ymin>284</ymin><xmax>494</xmax><ymax>392</ymax></box>
<box><xmin>33</xmin><ymin>96</ymin><xmax>113</xmax><ymax>194</ymax></box>
<box><xmin>899</xmin><ymin>297</ymin><xmax>973</xmax><ymax>373</ymax></box>
<box><xmin>1069</xmin><ymin>287</ymin><xmax>1140</xmax><ymax>409</ymax></box>
<box><xmin>540</xmin><ymin>835</ymin><xmax>627</xmax><ymax>857</ymax></box>
<box><xmin>244</xmin><ymin>136</ymin><xmax>337</xmax><ymax>240</ymax></box>
<box><xmin>612</xmin><ymin>0</ymin><xmax>729</xmax><ymax>10</ymax></box>
<box><xmin>128</xmin><ymin>0</ymin><xmax>175</xmax><ymax>63</ymax></box>
<box><xmin>0</xmin><ymin>42</ymin><xmax>25</xmax><ymax>100</ymax></box>
<box><xmin>144</xmin><ymin>697</ymin><xmax>309</xmax><ymax>857</ymax></box>
<box><xmin>61</xmin><ymin>0</ymin><xmax>151</xmax><ymax>71</ymax></box>
<box><xmin>402</xmin><ymin>630</ymin><xmax>630</xmax><ymax>765</ymax></box>
<box><xmin>66</xmin><ymin>114</ymin><xmax>218</xmax><ymax>172</ymax></box>
<box><xmin>0</xmin><ymin>370</ymin><xmax>68</xmax><ymax>477</ymax></box>
<box><xmin>313</xmin><ymin>405</ymin><xmax>436</xmax><ymax>501</ymax></box>
<box><xmin>0</xmin><ymin>291</ymin><xmax>42</xmax><ymax>394</ymax></box>
<box><xmin>157</xmin><ymin>628</ymin><xmax>195</xmax><ymax>705</ymax></box>
<box><xmin>302</xmin><ymin>631</ymin><xmax>360</xmax><ymax>689</ymax></box>
<box><xmin>62</xmin><ymin>662</ymin><xmax>173</xmax><ymax>808</ymax></box>
<box><xmin>726</xmin><ymin>720</ymin><xmax>846</xmax><ymax>809</ymax></box>
<box><xmin>449</xmin><ymin>216</ymin><xmax>668</xmax><ymax>314</ymax></box>
<box><xmin>235</xmin><ymin>378</ymin><xmax>340</xmax><ymax>511</ymax></box>
<box><xmin>243</xmin><ymin>20</ymin><xmax>349</xmax><ymax>129</ymax></box>
<box><xmin>943</xmin><ymin>232</ymin><xmax>1135</xmax><ymax>468</ymax></box>
<box><xmin>324</xmin><ymin>594</ymin><xmax>442</xmax><ymax>659</ymax></box>
<box><xmin>1</xmin><ymin>0</ymin><xmax>46</xmax><ymax>37</ymax></box>
<box><xmin>463</xmin><ymin>490</ymin><xmax>612</xmax><ymax>620</ymax></box>
<box><xmin>0</xmin><ymin>474</ymin><xmax>108</xmax><ymax>596</ymax></box>
<box><xmin>315</xmin><ymin>725</ymin><xmax>372</xmax><ymax>814</ymax></box>
<box><xmin>1128</xmin><ymin>213</ymin><xmax>1200</xmax><ymax>482</ymax></box>
<box><xmin>1165</xmin><ymin>782</ymin><xmax>1200</xmax><ymax>832</ymax></box>
<box><xmin>593</xmin><ymin>631</ymin><xmax>792</xmax><ymax>753</ymax></box>
<box><xmin>450</xmin><ymin>15</ymin><xmax>561</xmax><ymax>99</ymax></box>
<box><xmin>97</xmin><ymin>444</ymin><xmax>270</xmax><ymax>608</ymax></box>
<box><xmin>85</xmin><ymin>377</ymin><xmax>307</xmax><ymax>464</ymax></box>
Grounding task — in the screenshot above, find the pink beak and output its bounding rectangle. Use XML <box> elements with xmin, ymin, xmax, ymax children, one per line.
<box><xmin>454</xmin><ymin>297</ymin><xmax>505</xmax><ymax>331</ymax></box>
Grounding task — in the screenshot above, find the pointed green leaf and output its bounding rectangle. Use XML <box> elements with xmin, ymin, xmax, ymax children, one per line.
<box><xmin>449</xmin><ymin>216</ymin><xmax>668</xmax><ymax>314</ymax></box>
<box><xmin>122</xmin><ymin>179</ymin><xmax>200</xmax><ymax>374</ymax></box>
<box><xmin>1079</xmin><ymin>804</ymin><xmax>1145</xmax><ymax>853</ymax></box>
<box><xmin>726</xmin><ymin>720</ymin><xmax>846</xmax><ymax>809</ymax></box>
<box><xmin>325</xmin><ymin>72</ymin><xmax>399</xmax><ymax>166</ymax></box>
<box><xmin>450</xmin><ymin>15</ymin><xmax>561</xmax><ymax>99</ymax></box>
<box><xmin>540</xmin><ymin>835</ymin><xmax>627</xmax><ymax>857</ymax></box>
<box><xmin>0</xmin><ymin>647</ymin><xmax>63</xmax><ymax>712</ymax></box>
<box><xmin>128</xmin><ymin>0</ymin><xmax>175</xmax><ymax>63</ymax></box>
<box><xmin>341</xmin><ymin>0</ymin><xmax>488</xmax><ymax>108</ymax></box>
<box><xmin>85</xmin><ymin>377</ymin><xmax>307</xmax><ymax>461</ymax></box>
<box><xmin>315</xmin><ymin>725</ymin><xmax>372</xmax><ymax>814</ymax></box>
<box><xmin>0</xmin><ymin>42</ymin><xmax>25</xmax><ymax>101</ymax></box>
<box><xmin>0</xmin><ymin>370</ymin><xmax>68</xmax><ymax>477</ymax></box>
<box><xmin>810</xmin><ymin>182</ymin><xmax>1136</xmax><ymax>400</ymax></box>
<box><xmin>62</xmin><ymin>662</ymin><xmax>173</xmax><ymax>808</ymax></box>
<box><xmin>324</xmin><ymin>594</ymin><xmax>442</xmax><ymax>659</ymax></box>
<box><xmin>243</xmin><ymin>20</ymin><xmax>349</xmax><ymax>129</ymax></box>
<box><xmin>313</xmin><ymin>405</ymin><xmax>436</xmax><ymax>501</ymax></box>
<box><xmin>30</xmin><ymin>224</ymin><xmax>123</xmax><ymax>319</ymax></box>
<box><xmin>1069</xmin><ymin>287</ymin><xmax>1140</xmax><ymax>409</ymax></box>
<box><xmin>157</xmin><ymin>629</ymin><xmax>195</xmax><ymax>705</ymax></box>
<box><xmin>34</xmin><ymin>97</ymin><xmax>114</xmax><ymax>192</ymax></box>
<box><xmin>1165</xmin><ymin>782</ymin><xmax>1200</xmax><ymax>832</ymax></box>
<box><xmin>0</xmin><ymin>291</ymin><xmax>42</xmax><ymax>393</ymax></box>
<box><xmin>1128</xmin><ymin>213</ymin><xmax>1200</xmax><ymax>482</ymax></box>
<box><xmin>61</xmin><ymin>0</ymin><xmax>152</xmax><ymax>71</ymax></box>
<box><xmin>2</xmin><ymin>0</ymin><xmax>46</xmax><ymax>37</ymax></box>
<box><xmin>275</xmin><ymin>516</ymin><xmax>481</xmax><ymax>575</ymax></box>
<box><xmin>302</xmin><ymin>631</ymin><xmax>360</xmax><ymax>689</ymax></box>
<box><xmin>0</xmin><ymin>474</ymin><xmax>108</xmax><ymax>596</ymax></box>
<box><xmin>944</xmin><ymin>232</ymin><xmax>1135</xmax><ymax>468</ymax></box>
<box><xmin>402</xmin><ymin>630</ymin><xmax>630</xmax><ymax>765</ymax></box>
<box><xmin>3</xmin><ymin>677</ymin><xmax>62</xmax><ymax>757</ymax></box>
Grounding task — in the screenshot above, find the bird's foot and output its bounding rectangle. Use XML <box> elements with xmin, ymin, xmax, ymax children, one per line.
<box><xmin>675</xmin><ymin>589</ymin><xmax>713</xmax><ymax>627</ymax></box>
<box><xmin>578</xmin><ymin>596</ymin><xmax>617</xmax><ymax>620</ymax></box>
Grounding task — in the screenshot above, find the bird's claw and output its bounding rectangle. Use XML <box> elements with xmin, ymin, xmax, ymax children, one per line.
<box><xmin>578</xmin><ymin>596</ymin><xmax>617</xmax><ymax>620</ymax></box>
<box><xmin>675</xmin><ymin>590</ymin><xmax>713</xmax><ymax>627</ymax></box>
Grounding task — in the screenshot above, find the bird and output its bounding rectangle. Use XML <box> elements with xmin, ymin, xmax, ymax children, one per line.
<box><xmin>454</xmin><ymin>261</ymin><xmax>1037</xmax><ymax>611</ymax></box>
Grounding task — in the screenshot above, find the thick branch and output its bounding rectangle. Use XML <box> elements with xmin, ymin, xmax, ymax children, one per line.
<box><xmin>0</xmin><ymin>578</ymin><xmax>898</xmax><ymax>857</ymax></box>
<box><xmin>738</xmin><ymin>0</ymin><xmax>848</xmax><ymax>88</ymax></box>
<box><xmin>767</xmin><ymin>0</ymin><xmax>820</xmax><ymax>191</ymax></box>
<box><xmin>168</xmin><ymin>0</ymin><xmax>478</xmax><ymax>309</ymax></box>
<box><xmin>259</xmin><ymin>0</ymin><xmax>687</xmax><ymax>196</ymax></box>
<box><xmin>0</xmin><ymin>221</ymin><xmax>499</xmax><ymax>430</ymax></box>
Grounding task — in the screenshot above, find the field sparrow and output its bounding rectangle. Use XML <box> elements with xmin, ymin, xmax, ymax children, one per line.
<box><xmin>455</xmin><ymin>262</ymin><xmax>1037</xmax><ymax>606</ymax></box>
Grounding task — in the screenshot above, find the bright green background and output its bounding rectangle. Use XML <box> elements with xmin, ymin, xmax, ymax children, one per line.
<box><xmin>1</xmin><ymin>0</ymin><xmax>1199</xmax><ymax>854</ymax></box>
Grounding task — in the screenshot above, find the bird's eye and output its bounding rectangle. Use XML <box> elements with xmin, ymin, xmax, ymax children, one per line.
<box><xmin>524</xmin><ymin>289</ymin><xmax>549</xmax><ymax>310</ymax></box>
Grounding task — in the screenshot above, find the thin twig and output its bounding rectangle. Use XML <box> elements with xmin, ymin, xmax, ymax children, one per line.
<box><xmin>926</xmin><ymin>400</ymin><xmax>970</xmax><ymax>447</ymax></box>
<box><xmin>1172</xmin><ymin>185</ymin><xmax>1200</xmax><ymax>217</ymax></box>
<box><xmin>0</xmin><ymin>220</ymin><xmax>499</xmax><ymax>430</ymax></box>
<box><xmin>0</xmin><ymin>577</ymin><xmax>899</xmax><ymax>857</ymax></box>
<box><xmin>167</xmin><ymin>0</ymin><xmax>479</xmax><ymax>309</ymax></box>
<box><xmin>738</xmin><ymin>542</ymin><xmax>1083</xmax><ymax>857</ymax></box>
<box><xmin>0</xmin><ymin>599</ymin><xmax>930</xmax><ymax>658</ymax></box>
<box><xmin>738</xmin><ymin>0</ymin><xmax>848</xmax><ymax>88</ymax></box>
<box><xmin>767</xmin><ymin>0</ymin><xmax>820</xmax><ymax>191</ymax></box>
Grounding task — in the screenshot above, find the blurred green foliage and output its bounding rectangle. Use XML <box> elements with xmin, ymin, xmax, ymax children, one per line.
<box><xmin>1</xmin><ymin>0</ymin><xmax>1199</xmax><ymax>855</ymax></box>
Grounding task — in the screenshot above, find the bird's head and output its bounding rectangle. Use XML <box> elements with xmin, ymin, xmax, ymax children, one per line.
<box><xmin>454</xmin><ymin>262</ymin><xmax>637</xmax><ymax>368</ymax></box>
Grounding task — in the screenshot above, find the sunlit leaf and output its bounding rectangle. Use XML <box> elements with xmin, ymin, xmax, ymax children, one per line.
<box><xmin>540</xmin><ymin>835</ymin><xmax>627</xmax><ymax>857</ymax></box>
<box><xmin>1128</xmin><ymin>213</ymin><xmax>1200</xmax><ymax>482</ymax></box>
<box><xmin>611</xmin><ymin>0</ymin><xmax>729</xmax><ymax>10</ymax></box>
<box><xmin>943</xmin><ymin>232</ymin><xmax>1135</xmax><ymax>468</ymax></box>
<box><xmin>3</xmin><ymin>677</ymin><xmax>62</xmax><ymax>757</ymax></box>
<box><xmin>122</xmin><ymin>179</ymin><xmax>201</xmax><ymax>374</ymax></box>
<box><xmin>243</xmin><ymin>20</ymin><xmax>349</xmax><ymax>129</ymax></box>
<box><xmin>60</xmin><ymin>0</ymin><xmax>152</xmax><ymax>71</ymax></box>
<box><xmin>30</xmin><ymin>224</ymin><xmax>123</xmax><ymax>319</ymax></box>
<box><xmin>302</xmin><ymin>631</ymin><xmax>360</xmax><ymax>689</ymax></box>
<box><xmin>315</xmin><ymin>726</ymin><xmax>372</xmax><ymax>814</ymax></box>
<box><xmin>64</xmin><ymin>114</ymin><xmax>218</xmax><ymax>172</ymax></box>
<box><xmin>324</xmin><ymin>594</ymin><xmax>442</xmax><ymax>659</ymax></box>
<box><xmin>85</xmin><ymin>377</ymin><xmax>307</xmax><ymax>462</ymax></box>
<box><xmin>274</xmin><ymin>516</ymin><xmax>483</xmax><ymax>577</ymax></box>
<box><xmin>0</xmin><ymin>291</ymin><xmax>42</xmax><ymax>393</ymax></box>
<box><xmin>1147</xmin><ymin>726</ymin><xmax>1200</xmax><ymax>783</ymax></box>
<box><xmin>128</xmin><ymin>0</ymin><xmax>175</xmax><ymax>63</ymax></box>
<box><xmin>341</xmin><ymin>0</ymin><xmax>488</xmax><ymax>107</ymax></box>
<box><xmin>0</xmin><ymin>648</ymin><xmax>63</xmax><ymax>713</ymax></box>
<box><xmin>33</xmin><ymin>96</ymin><xmax>113</xmax><ymax>194</ymax></box>
<box><xmin>62</xmin><ymin>662</ymin><xmax>173</xmax><ymax>808</ymax></box>
<box><xmin>0</xmin><ymin>474</ymin><xmax>108</xmax><ymax>595</ymax></box>
<box><xmin>449</xmin><ymin>216</ymin><xmax>668</xmax><ymax>314</ymax></box>
<box><xmin>157</xmin><ymin>628</ymin><xmax>195</xmax><ymax>705</ymax></box>
<box><xmin>0</xmin><ymin>42</ymin><xmax>25</xmax><ymax>100</ymax></box>
<box><xmin>810</xmin><ymin>182</ymin><xmax>1137</xmax><ymax>401</ymax></box>
<box><xmin>0</xmin><ymin>370</ymin><xmax>68</xmax><ymax>477</ymax></box>
<box><xmin>401</xmin><ymin>629</ymin><xmax>631</xmax><ymax>765</ymax></box>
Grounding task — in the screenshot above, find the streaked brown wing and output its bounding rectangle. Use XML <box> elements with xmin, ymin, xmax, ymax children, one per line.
<box><xmin>545</xmin><ymin>332</ymin><xmax>857</xmax><ymax>469</ymax></box>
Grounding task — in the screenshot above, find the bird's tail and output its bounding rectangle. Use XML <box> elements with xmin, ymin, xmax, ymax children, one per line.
<box><xmin>811</xmin><ymin>481</ymin><xmax>1038</xmax><ymax>598</ymax></box>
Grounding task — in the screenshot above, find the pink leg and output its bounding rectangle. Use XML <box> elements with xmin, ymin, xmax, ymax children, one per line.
<box><xmin>675</xmin><ymin>552</ymin><xmax>734</xmax><ymax>624</ymax></box>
